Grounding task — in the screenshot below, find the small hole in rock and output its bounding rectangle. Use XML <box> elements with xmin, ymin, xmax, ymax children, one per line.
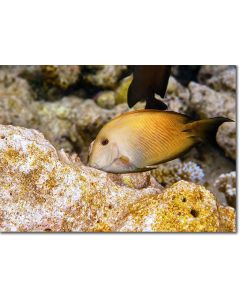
<box><xmin>190</xmin><ymin>209</ymin><xmax>199</xmax><ymax>217</ymax></box>
<box><xmin>108</xmin><ymin>204</ymin><xmax>113</xmax><ymax>209</ymax></box>
<box><xmin>44</xmin><ymin>228</ymin><xmax>52</xmax><ymax>232</ymax></box>
<box><xmin>182</xmin><ymin>197</ymin><xmax>186</xmax><ymax>202</ymax></box>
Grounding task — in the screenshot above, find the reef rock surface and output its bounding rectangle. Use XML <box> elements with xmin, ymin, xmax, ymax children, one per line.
<box><xmin>215</xmin><ymin>171</ymin><xmax>236</xmax><ymax>208</ymax></box>
<box><xmin>188</xmin><ymin>81</ymin><xmax>236</xmax><ymax>159</ymax></box>
<box><xmin>0</xmin><ymin>125</ymin><xmax>235</xmax><ymax>232</ymax></box>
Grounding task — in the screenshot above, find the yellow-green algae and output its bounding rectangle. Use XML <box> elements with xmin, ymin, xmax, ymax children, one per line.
<box><xmin>115</xmin><ymin>75</ymin><xmax>132</xmax><ymax>104</ymax></box>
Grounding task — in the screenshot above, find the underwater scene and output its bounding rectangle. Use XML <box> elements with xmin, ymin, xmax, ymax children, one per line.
<box><xmin>0</xmin><ymin>65</ymin><xmax>236</xmax><ymax>232</ymax></box>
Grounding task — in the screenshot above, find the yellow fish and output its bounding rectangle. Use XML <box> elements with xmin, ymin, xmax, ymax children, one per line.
<box><xmin>88</xmin><ymin>110</ymin><xmax>232</xmax><ymax>174</ymax></box>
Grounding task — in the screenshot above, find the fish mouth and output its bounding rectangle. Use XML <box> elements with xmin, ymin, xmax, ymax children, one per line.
<box><xmin>88</xmin><ymin>163</ymin><xmax>95</xmax><ymax>168</ymax></box>
<box><xmin>88</xmin><ymin>161</ymin><xmax>107</xmax><ymax>172</ymax></box>
<box><xmin>87</xmin><ymin>161</ymin><xmax>99</xmax><ymax>169</ymax></box>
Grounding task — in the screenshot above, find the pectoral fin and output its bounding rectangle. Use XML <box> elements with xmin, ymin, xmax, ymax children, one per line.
<box><xmin>119</xmin><ymin>155</ymin><xmax>130</xmax><ymax>165</ymax></box>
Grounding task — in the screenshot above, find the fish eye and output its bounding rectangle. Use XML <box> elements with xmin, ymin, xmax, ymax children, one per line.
<box><xmin>101</xmin><ymin>138</ymin><xmax>109</xmax><ymax>146</ymax></box>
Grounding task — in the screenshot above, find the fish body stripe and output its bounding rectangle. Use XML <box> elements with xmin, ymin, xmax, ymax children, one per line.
<box><xmin>106</xmin><ymin>111</ymin><xmax>193</xmax><ymax>167</ymax></box>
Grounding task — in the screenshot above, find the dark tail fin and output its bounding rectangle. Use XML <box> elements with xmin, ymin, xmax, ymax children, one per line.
<box><xmin>145</xmin><ymin>97</ymin><xmax>168</xmax><ymax>110</ymax></box>
<box><xmin>184</xmin><ymin>117</ymin><xmax>234</xmax><ymax>145</ymax></box>
<box><xmin>127</xmin><ymin>65</ymin><xmax>171</xmax><ymax>109</ymax></box>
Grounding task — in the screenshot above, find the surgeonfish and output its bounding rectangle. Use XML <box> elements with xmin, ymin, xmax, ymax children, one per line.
<box><xmin>127</xmin><ymin>65</ymin><xmax>171</xmax><ymax>110</ymax></box>
<box><xmin>88</xmin><ymin>109</ymin><xmax>233</xmax><ymax>174</ymax></box>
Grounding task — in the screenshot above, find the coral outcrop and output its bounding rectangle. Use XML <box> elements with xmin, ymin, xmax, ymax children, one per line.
<box><xmin>188</xmin><ymin>81</ymin><xmax>236</xmax><ymax>159</ymax></box>
<box><xmin>82</xmin><ymin>65</ymin><xmax>127</xmax><ymax>89</ymax></box>
<box><xmin>165</xmin><ymin>76</ymin><xmax>191</xmax><ymax>114</ymax></box>
<box><xmin>95</xmin><ymin>91</ymin><xmax>116</xmax><ymax>109</ymax></box>
<box><xmin>0</xmin><ymin>70</ymin><xmax>128</xmax><ymax>156</ymax></box>
<box><xmin>0</xmin><ymin>125</ymin><xmax>235</xmax><ymax>232</ymax></box>
<box><xmin>41</xmin><ymin>65</ymin><xmax>81</xmax><ymax>89</ymax></box>
<box><xmin>197</xmin><ymin>65</ymin><xmax>232</xmax><ymax>83</ymax></box>
<box><xmin>214</xmin><ymin>171</ymin><xmax>236</xmax><ymax>207</ymax></box>
<box><xmin>151</xmin><ymin>159</ymin><xmax>204</xmax><ymax>187</ymax></box>
<box><xmin>0</xmin><ymin>71</ymin><xmax>37</xmax><ymax>126</ymax></box>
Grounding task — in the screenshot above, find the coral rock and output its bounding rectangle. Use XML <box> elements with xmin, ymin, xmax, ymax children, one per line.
<box><xmin>83</xmin><ymin>65</ymin><xmax>127</xmax><ymax>89</ymax></box>
<box><xmin>107</xmin><ymin>172</ymin><xmax>163</xmax><ymax>190</ymax></box>
<box><xmin>0</xmin><ymin>70</ymin><xmax>128</xmax><ymax>156</ymax></box>
<box><xmin>0</xmin><ymin>125</ymin><xmax>235</xmax><ymax>232</ymax></box>
<box><xmin>214</xmin><ymin>171</ymin><xmax>236</xmax><ymax>207</ymax></box>
<box><xmin>95</xmin><ymin>91</ymin><xmax>116</xmax><ymax>109</ymax></box>
<box><xmin>41</xmin><ymin>65</ymin><xmax>81</xmax><ymax>89</ymax></box>
<box><xmin>148</xmin><ymin>181</ymin><xmax>235</xmax><ymax>233</ymax></box>
<box><xmin>188</xmin><ymin>82</ymin><xmax>236</xmax><ymax>159</ymax></box>
<box><xmin>206</xmin><ymin>68</ymin><xmax>236</xmax><ymax>92</ymax></box>
<box><xmin>198</xmin><ymin>65</ymin><xmax>232</xmax><ymax>83</ymax></box>
<box><xmin>216</xmin><ymin>121</ymin><xmax>236</xmax><ymax>159</ymax></box>
<box><xmin>217</xmin><ymin>205</ymin><xmax>236</xmax><ymax>232</ymax></box>
<box><xmin>0</xmin><ymin>71</ymin><xmax>38</xmax><ymax>129</ymax></box>
<box><xmin>188</xmin><ymin>82</ymin><xmax>235</xmax><ymax>118</ymax></box>
<box><xmin>152</xmin><ymin>159</ymin><xmax>204</xmax><ymax>187</ymax></box>
<box><xmin>165</xmin><ymin>76</ymin><xmax>191</xmax><ymax>114</ymax></box>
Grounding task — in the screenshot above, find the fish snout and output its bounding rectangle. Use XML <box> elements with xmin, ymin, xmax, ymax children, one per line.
<box><xmin>88</xmin><ymin>161</ymin><xmax>98</xmax><ymax>169</ymax></box>
<box><xmin>87</xmin><ymin>156</ymin><xmax>100</xmax><ymax>170</ymax></box>
<box><xmin>87</xmin><ymin>155</ymin><xmax>96</xmax><ymax>168</ymax></box>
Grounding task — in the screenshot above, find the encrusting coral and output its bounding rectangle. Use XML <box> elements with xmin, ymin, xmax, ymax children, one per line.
<box><xmin>0</xmin><ymin>125</ymin><xmax>235</xmax><ymax>232</ymax></box>
<box><xmin>152</xmin><ymin>159</ymin><xmax>204</xmax><ymax>187</ymax></box>
<box><xmin>41</xmin><ymin>65</ymin><xmax>81</xmax><ymax>89</ymax></box>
